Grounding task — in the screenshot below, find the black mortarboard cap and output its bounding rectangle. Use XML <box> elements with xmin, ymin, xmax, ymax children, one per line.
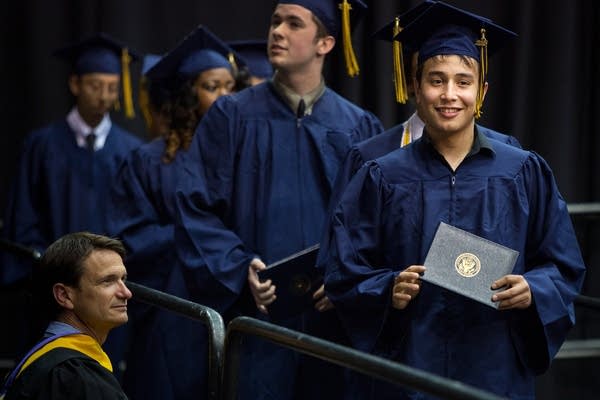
<box><xmin>146</xmin><ymin>25</ymin><xmax>243</xmax><ymax>80</ymax></box>
<box><xmin>277</xmin><ymin>0</ymin><xmax>368</xmax><ymax>77</ymax></box>
<box><xmin>53</xmin><ymin>32</ymin><xmax>139</xmax><ymax>75</ymax></box>
<box><xmin>371</xmin><ymin>0</ymin><xmax>436</xmax><ymax>103</ymax></box>
<box><xmin>395</xmin><ymin>1</ymin><xmax>517</xmax><ymax>117</ymax></box>
<box><xmin>372</xmin><ymin>0</ymin><xmax>435</xmax><ymax>47</ymax></box>
<box><xmin>228</xmin><ymin>40</ymin><xmax>273</xmax><ymax>79</ymax></box>
<box><xmin>53</xmin><ymin>32</ymin><xmax>139</xmax><ymax>118</ymax></box>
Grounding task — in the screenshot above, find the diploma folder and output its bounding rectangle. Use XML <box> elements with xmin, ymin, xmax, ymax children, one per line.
<box><xmin>257</xmin><ymin>244</ymin><xmax>322</xmax><ymax>320</ymax></box>
<box><xmin>422</xmin><ymin>222</ymin><xmax>519</xmax><ymax>309</ymax></box>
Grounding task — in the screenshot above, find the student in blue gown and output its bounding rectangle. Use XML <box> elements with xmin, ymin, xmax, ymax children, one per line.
<box><xmin>173</xmin><ymin>1</ymin><xmax>384</xmax><ymax>399</ymax></box>
<box><xmin>322</xmin><ymin>3</ymin><xmax>586</xmax><ymax>399</ymax></box>
<box><xmin>318</xmin><ymin>1</ymin><xmax>523</xmax><ymax>271</ymax></box>
<box><xmin>107</xmin><ymin>26</ymin><xmax>240</xmax><ymax>400</ymax></box>
<box><xmin>0</xmin><ymin>33</ymin><xmax>143</xmax><ymax>373</ymax></box>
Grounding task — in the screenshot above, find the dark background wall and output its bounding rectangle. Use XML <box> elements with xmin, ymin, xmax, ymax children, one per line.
<box><xmin>0</xmin><ymin>1</ymin><xmax>598</xmax><ymax>398</ymax></box>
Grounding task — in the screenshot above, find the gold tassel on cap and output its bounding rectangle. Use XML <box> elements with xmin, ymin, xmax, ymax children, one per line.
<box><xmin>121</xmin><ymin>48</ymin><xmax>135</xmax><ymax>119</ymax></box>
<box><xmin>227</xmin><ymin>52</ymin><xmax>239</xmax><ymax>76</ymax></box>
<box><xmin>474</xmin><ymin>28</ymin><xmax>488</xmax><ymax>119</ymax></box>
<box><xmin>339</xmin><ymin>0</ymin><xmax>360</xmax><ymax>77</ymax></box>
<box><xmin>393</xmin><ymin>16</ymin><xmax>408</xmax><ymax>104</ymax></box>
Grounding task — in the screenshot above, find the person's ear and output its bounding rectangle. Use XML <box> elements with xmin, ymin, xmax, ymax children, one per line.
<box><xmin>316</xmin><ymin>35</ymin><xmax>335</xmax><ymax>56</ymax></box>
<box><xmin>68</xmin><ymin>75</ymin><xmax>80</xmax><ymax>97</ymax></box>
<box><xmin>413</xmin><ymin>76</ymin><xmax>422</xmax><ymax>105</ymax></box>
<box><xmin>53</xmin><ymin>283</ymin><xmax>75</xmax><ymax>310</ymax></box>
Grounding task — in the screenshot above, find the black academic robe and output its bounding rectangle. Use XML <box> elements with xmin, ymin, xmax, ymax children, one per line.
<box><xmin>4</xmin><ymin>348</ymin><xmax>127</xmax><ymax>400</ymax></box>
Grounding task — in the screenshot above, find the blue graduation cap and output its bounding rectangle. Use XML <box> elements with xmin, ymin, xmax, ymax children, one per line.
<box><xmin>146</xmin><ymin>25</ymin><xmax>242</xmax><ymax>81</ymax></box>
<box><xmin>53</xmin><ymin>32</ymin><xmax>140</xmax><ymax>118</ymax></box>
<box><xmin>277</xmin><ymin>0</ymin><xmax>368</xmax><ymax>77</ymax></box>
<box><xmin>394</xmin><ymin>1</ymin><xmax>517</xmax><ymax>117</ymax></box>
<box><xmin>372</xmin><ymin>0</ymin><xmax>436</xmax><ymax>103</ymax></box>
<box><xmin>141</xmin><ymin>53</ymin><xmax>162</xmax><ymax>76</ymax></box>
<box><xmin>227</xmin><ymin>40</ymin><xmax>273</xmax><ymax>80</ymax></box>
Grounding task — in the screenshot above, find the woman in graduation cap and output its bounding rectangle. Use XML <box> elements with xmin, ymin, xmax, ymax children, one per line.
<box><xmin>106</xmin><ymin>25</ymin><xmax>240</xmax><ymax>400</ymax></box>
<box><xmin>321</xmin><ymin>2</ymin><xmax>585</xmax><ymax>399</ymax></box>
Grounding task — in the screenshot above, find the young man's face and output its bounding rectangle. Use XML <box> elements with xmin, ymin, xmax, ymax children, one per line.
<box><xmin>68</xmin><ymin>249</ymin><xmax>131</xmax><ymax>337</ymax></box>
<box><xmin>415</xmin><ymin>55</ymin><xmax>486</xmax><ymax>137</ymax></box>
<box><xmin>69</xmin><ymin>73</ymin><xmax>120</xmax><ymax>125</ymax></box>
<box><xmin>267</xmin><ymin>4</ymin><xmax>325</xmax><ymax>72</ymax></box>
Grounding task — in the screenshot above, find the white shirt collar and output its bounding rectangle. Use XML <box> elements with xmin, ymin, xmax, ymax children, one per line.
<box><xmin>66</xmin><ymin>107</ymin><xmax>112</xmax><ymax>151</ymax></box>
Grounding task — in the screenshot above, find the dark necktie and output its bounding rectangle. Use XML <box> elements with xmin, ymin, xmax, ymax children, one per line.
<box><xmin>296</xmin><ymin>99</ymin><xmax>306</xmax><ymax>118</ymax></box>
<box><xmin>86</xmin><ymin>132</ymin><xmax>96</xmax><ymax>152</ymax></box>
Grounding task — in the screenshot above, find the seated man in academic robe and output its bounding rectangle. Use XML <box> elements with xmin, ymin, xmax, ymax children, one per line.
<box><xmin>0</xmin><ymin>232</ymin><xmax>132</xmax><ymax>400</ymax></box>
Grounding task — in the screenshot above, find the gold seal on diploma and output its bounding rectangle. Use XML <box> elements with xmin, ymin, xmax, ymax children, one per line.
<box><xmin>455</xmin><ymin>253</ymin><xmax>481</xmax><ymax>277</ymax></box>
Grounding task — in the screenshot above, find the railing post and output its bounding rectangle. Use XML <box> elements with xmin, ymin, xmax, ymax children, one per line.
<box><xmin>126</xmin><ymin>281</ymin><xmax>225</xmax><ymax>400</ymax></box>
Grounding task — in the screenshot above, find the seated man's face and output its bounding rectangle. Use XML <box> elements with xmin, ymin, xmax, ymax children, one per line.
<box><xmin>69</xmin><ymin>249</ymin><xmax>131</xmax><ymax>334</ymax></box>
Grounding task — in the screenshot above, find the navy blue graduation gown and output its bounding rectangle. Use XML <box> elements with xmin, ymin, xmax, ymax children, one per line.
<box><xmin>107</xmin><ymin>138</ymin><xmax>209</xmax><ymax>400</ymax></box>
<box><xmin>318</xmin><ymin>123</ymin><xmax>522</xmax><ymax>271</ymax></box>
<box><xmin>107</xmin><ymin>138</ymin><xmax>183</xmax><ymax>292</ymax></box>
<box><xmin>1</xmin><ymin>119</ymin><xmax>143</xmax><ymax>285</ymax></box>
<box><xmin>174</xmin><ymin>81</ymin><xmax>383</xmax><ymax>313</ymax></box>
<box><xmin>324</xmin><ymin>133</ymin><xmax>585</xmax><ymax>399</ymax></box>
<box><xmin>173</xmin><ymin>81</ymin><xmax>383</xmax><ymax>399</ymax></box>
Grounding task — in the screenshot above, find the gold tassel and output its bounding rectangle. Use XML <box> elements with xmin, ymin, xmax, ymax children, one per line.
<box><xmin>121</xmin><ymin>48</ymin><xmax>135</xmax><ymax>119</ymax></box>
<box><xmin>393</xmin><ymin>17</ymin><xmax>408</xmax><ymax>104</ymax></box>
<box><xmin>138</xmin><ymin>77</ymin><xmax>153</xmax><ymax>132</ymax></box>
<box><xmin>474</xmin><ymin>28</ymin><xmax>488</xmax><ymax>119</ymax></box>
<box><xmin>227</xmin><ymin>52</ymin><xmax>239</xmax><ymax>76</ymax></box>
<box><xmin>339</xmin><ymin>0</ymin><xmax>360</xmax><ymax>77</ymax></box>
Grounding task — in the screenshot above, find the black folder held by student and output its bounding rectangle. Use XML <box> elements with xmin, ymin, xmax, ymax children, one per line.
<box><xmin>422</xmin><ymin>222</ymin><xmax>519</xmax><ymax>309</ymax></box>
<box><xmin>257</xmin><ymin>244</ymin><xmax>322</xmax><ymax>320</ymax></box>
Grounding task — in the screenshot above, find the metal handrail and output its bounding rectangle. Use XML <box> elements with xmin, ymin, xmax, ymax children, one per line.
<box><xmin>222</xmin><ymin>316</ymin><xmax>507</xmax><ymax>400</ymax></box>
<box><xmin>575</xmin><ymin>294</ymin><xmax>600</xmax><ymax>310</ymax></box>
<box><xmin>0</xmin><ymin>237</ymin><xmax>42</xmax><ymax>261</ymax></box>
<box><xmin>125</xmin><ymin>281</ymin><xmax>225</xmax><ymax>400</ymax></box>
<box><xmin>567</xmin><ymin>202</ymin><xmax>600</xmax><ymax>216</ymax></box>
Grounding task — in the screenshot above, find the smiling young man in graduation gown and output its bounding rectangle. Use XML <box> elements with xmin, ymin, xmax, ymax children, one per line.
<box><xmin>173</xmin><ymin>1</ymin><xmax>383</xmax><ymax>399</ymax></box>
<box><xmin>321</xmin><ymin>3</ymin><xmax>586</xmax><ymax>399</ymax></box>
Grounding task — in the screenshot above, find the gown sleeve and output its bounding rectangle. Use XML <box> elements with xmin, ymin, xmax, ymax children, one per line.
<box><xmin>1</xmin><ymin>133</ymin><xmax>48</xmax><ymax>284</ymax></box>
<box><xmin>107</xmin><ymin>147</ymin><xmax>174</xmax><ymax>289</ymax></box>
<box><xmin>324</xmin><ymin>162</ymin><xmax>400</xmax><ymax>352</ymax></box>
<box><xmin>173</xmin><ymin>101</ymin><xmax>255</xmax><ymax>314</ymax></box>
<box><xmin>511</xmin><ymin>152</ymin><xmax>586</xmax><ymax>373</ymax></box>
